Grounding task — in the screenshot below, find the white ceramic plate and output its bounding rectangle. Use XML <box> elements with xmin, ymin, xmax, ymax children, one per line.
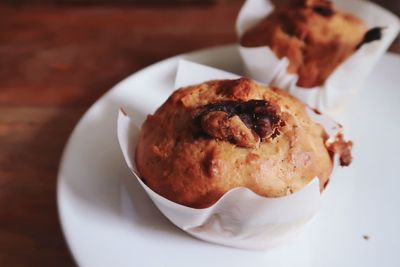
<box><xmin>57</xmin><ymin>44</ymin><xmax>400</xmax><ymax>267</ymax></box>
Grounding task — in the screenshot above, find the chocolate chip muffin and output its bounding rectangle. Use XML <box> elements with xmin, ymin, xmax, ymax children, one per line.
<box><xmin>240</xmin><ymin>0</ymin><xmax>381</xmax><ymax>88</ymax></box>
<box><xmin>136</xmin><ymin>78</ymin><xmax>351</xmax><ymax>208</ymax></box>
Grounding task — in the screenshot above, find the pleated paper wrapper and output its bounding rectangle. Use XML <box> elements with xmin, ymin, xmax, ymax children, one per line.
<box><xmin>237</xmin><ymin>0</ymin><xmax>400</xmax><ymax>116</ymax></box>
<box><xmin>117</xmin><ymin>60</ymin><xmax>343</xmax><ymax>250</ymax></box>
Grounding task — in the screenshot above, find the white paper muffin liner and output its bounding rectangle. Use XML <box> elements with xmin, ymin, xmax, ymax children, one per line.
<box><xmin>237</xmin><ymin>0</ymin><xmax>400</xmax><ymax>116</ymax></box>
<box><xmin>117</xmin><ymin>60</ymin><xmax>343</xmax><ymax>250</ymax></box>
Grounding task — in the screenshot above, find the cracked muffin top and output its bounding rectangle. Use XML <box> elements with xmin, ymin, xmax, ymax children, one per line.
<box><xmin>135</xmin><ymin>78</ymin><xmax>351</xmax><ymax>208</ymax></box>
<box><xmin>240</xmin><ymin>0</ymin><xmax>378</xmax><ymax>88</ymax></box>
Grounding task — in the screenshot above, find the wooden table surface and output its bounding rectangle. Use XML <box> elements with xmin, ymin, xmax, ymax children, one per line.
<box><xmin>0</xmin><ymin>1</ymin><xmax>399</xmax><ymax>266</ymax></box>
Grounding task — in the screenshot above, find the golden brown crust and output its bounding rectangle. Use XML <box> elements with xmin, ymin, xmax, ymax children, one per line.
<box><xmin>136</xmin><ymin>78</ymin><xmax>335</xmax><ymax>208</ymax></box>
<box><xmin>240</xmin><ymin>0</ymin><xmax>367</xmax><ymax>88</ymax></box>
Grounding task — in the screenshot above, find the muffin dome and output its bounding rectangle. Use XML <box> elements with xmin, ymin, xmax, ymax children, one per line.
<box><xmin>240</xmin><ymin>0</ymin><xmax>369</xmax><ymax>88</ymax></box>
<box><xmin>136</xmin><ymin>78</ymin><xmax>335</xmax><ymax>208</ymax></box>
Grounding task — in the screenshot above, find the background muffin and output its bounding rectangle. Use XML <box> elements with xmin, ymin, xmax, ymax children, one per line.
<box><xmin>240</xmin><ymin>0</ymin><xmax>371</xmax><ymax>87</ymax></box>
<box><xmin>136</xmin><ymin>78</ymin><xmax>348</xmax><ymax>208</ymax></box>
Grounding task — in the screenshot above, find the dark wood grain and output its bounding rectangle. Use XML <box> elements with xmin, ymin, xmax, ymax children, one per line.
<box><xmin>0</xmin><ymin>1</ymin><xmax>398</xmax><ymax>266</ymax></box>
<box><xmin>0</xmin><ymin>2</ymin><xmax>242</xmax><ymax>266</ymax></box>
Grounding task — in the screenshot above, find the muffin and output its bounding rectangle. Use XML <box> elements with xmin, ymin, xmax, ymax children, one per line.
<box><xmin>240</xmin><ymin>0</ymin><xmax>380</xmax><ymax>88</ymax></box>
<box><xmin>135</xmin><ymin>78</ymin><xmax>352</xmax><ymax>208</ymax></box>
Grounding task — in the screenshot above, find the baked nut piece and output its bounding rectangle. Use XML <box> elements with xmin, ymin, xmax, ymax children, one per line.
<box><xmin>240</xmin><ymin>0</ymin><xmax>379</xmax><ymax>88</ymax></box>
<box><xmin>136</xmin><ymin>78</ymin><xmax>351</xmax><ymax>208</ymax></box>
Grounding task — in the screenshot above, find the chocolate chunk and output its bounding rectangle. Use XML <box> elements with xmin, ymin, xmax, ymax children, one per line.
<box><xmin>356</xmin><ymin>27</ymin><xmax>383</xmax><ymax>49</ymax></box>
<box><xmin>254</xmin><ymin>117</ymin><xmax>273</xmax><ymax>139</ymax></box>
<box><xmin>280</xmin><ymin>18</ymin><xmax>296</xmax><ymax>36</ymax></box>
<box><xmin>313</xmin><ymin>5</ymin><xmax>334</xmax><ymax>17</ymax></box>
<box><xmin>193</xmin><ymin>100</ymin><xmax>283</xmax><ymax>147</ymax></box>
<box><xmin>311</xmin><ymin>108</ymin><xmax>322</xmax><ymax>115</ymax></box>
<box><xmin>339</xmin><ymin>149</ymin><xmax>352</xmax><ymax>167</ymax></box>
<box><xmin>290</xmin><ymin>0</ymin><xmax>334</xmax><ymax>16</ymax></box>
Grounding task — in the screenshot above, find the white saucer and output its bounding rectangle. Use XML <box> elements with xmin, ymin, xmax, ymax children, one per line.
<box><xmin>57</xmin><ymin>44</ymin><xmax>400</xmax><ymax>267</ymax></box>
